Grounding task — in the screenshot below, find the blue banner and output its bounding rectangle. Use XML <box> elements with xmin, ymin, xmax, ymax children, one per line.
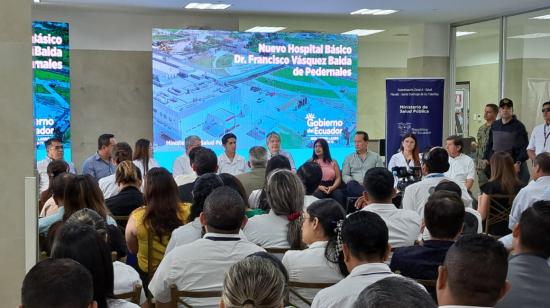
<box><xmin>32</xmin><ymin>21</ymin><xmax>71</xmax><ymax>161</ymax></box>
<box><xmin>385</xmin><ymin>78</ymin><xmax>444</xmax><ymax>160</ymax></box>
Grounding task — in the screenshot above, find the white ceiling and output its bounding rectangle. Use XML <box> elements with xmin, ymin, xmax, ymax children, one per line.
<box><xmin>36</xmin><ymin>0</ymin><xmax>550</xmax><ymax>24</ymax></box>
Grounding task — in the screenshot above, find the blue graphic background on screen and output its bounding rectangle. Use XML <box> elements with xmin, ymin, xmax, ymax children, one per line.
<box><xmin>32</xmin><ymin>21</ymin><xmax>71</xmax><ymax>161</ymax></box>
<box><xmin>152</xmin><ymin>29</ymin><xmax>358</xmax><ymax>171</ymax></box>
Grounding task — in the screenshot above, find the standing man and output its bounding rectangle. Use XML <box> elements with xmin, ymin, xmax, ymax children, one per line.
<box><xmin>527</xmin><ymin>100</ymin><xmax>550</xmax><ymax>161</ymax></box>
<box><xmin>81</xmin><ymin>133</ymin><xmax>116</xmax><ymax>181</ymax></box>
<box><xmin>342</xmin><ymin>131</ymin><xmax>384</xmax><ymax>197</ymax></box>
<box><xmin>217</xmin><ymin>133</ymin><xmax>246</xmax><ymax>175</ymax></box>
<box><xmin>36</xmin><ymin>137</ymin><xmax>76</xmax><ymax>193</ymax></box>
<box><xmin>444</xmin><ymin>135</ymin><xmax>475</xmax><ymax>191</ymax></box>
<box><xmin>475</xmin><ymin>103</ymin><xmax>497</xmax><ymax>187</ymax></box>
<box><xmin>172</xmin><ymin>135</ymin><xmax>201</xmax><ymax>177</ymax></box>
<box><xmin>483</xmin><ymin>98</ymin><xmax>529</xmax><ymax>184</ymax></box>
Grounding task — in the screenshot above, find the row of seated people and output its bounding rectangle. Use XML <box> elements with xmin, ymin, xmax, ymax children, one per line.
<box><xmin>35</xmin><ymin>143</ymin><xmax>550</xmax><ymax>307</ymax></box>
<box><xmin>24</xmin><ymin>184</ymin><xmax>550</xmax><ymax>308</ymax></box>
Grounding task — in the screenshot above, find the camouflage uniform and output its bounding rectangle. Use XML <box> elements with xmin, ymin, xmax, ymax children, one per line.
<box><xmin>476</xmin><ymin>124</ymin><xmax>491</xmax><ymax>187</ymax></box>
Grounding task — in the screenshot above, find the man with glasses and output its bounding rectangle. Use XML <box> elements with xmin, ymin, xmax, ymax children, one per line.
<box><xmin>527</xmin><ymin>101</ymin><xmax>550</xmax><ymax>161</ymax></box>
<box><xmin>36</xmin><ymin>137</ymin><xmax>76</xmax><ymax>193</ymax></box>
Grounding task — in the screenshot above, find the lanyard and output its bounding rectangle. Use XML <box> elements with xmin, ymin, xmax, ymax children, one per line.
<box><xmin>425</xmin><ymin>173</ymin><xmax>445</xmax><ymax>179</ymax></box>
<box><xmin>544</xmin><ymin>125</ymin><xmax>550</xmax><ymax>149</ymax></box>
<box><xmin>204</xmin><ymin>236</ymin><xmax>240</xmax><ymax>241</ymax></box>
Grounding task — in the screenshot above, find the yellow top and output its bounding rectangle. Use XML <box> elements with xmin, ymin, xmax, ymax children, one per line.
<box><xmin>131</xmin><ymin>203</ymin><xmax>191</xmax><ymax>273</ymax></box>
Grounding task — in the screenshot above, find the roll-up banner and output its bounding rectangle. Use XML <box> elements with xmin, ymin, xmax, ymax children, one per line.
<box><xmin>385</xmin><ymin>78</ymin><xmax>444</xmax><ymax>160</ymax></box>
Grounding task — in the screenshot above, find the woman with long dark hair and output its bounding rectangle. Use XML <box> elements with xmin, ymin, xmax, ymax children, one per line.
<box><xmin>282</xmin><ymin>199</ymin><xmax>347</xmax><ymax>306</ymax></box>
<box><xmin>133</xmin><ymin>138</ymin><xmax>159</xmax><ymax>178</ymax></box>
<box><xmin>478</xmin><ymin>151</ymin><xmax>523</xmax><ymax>235</ymax></box>
<box><xmin>52</xmin><ymin>223</ymin><xmax>139</xmax><ymax>308</ymax></box>
<box><xmin>125</xmin><ymin>167</ymin><xmax>189</xmax><ymax>274</ymax></box>
<box><xmin>387</xmin><ymin>133</ymin><xmax>421</xmax><ymax>170</ymax></box>
<box><xmin>310</xmin><ymin>138</ymin><xmax>345</xmax><ymax>206</ymax></box>
<box><xmin>249</xmin><ymin>155</ymin><xmax>292</xmax><ymax>210</ymax></box>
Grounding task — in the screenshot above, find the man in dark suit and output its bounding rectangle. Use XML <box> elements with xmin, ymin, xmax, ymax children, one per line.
<box><xmin>178</xmin><ymin>147</ymin><xmax>218</xmax><ymax>203</ymax></box>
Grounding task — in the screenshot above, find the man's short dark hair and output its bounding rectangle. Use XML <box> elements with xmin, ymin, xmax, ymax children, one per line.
<box><xmin>534</xmin><ymin>152</ymin><xmax>550</xmax><ymax>174</ymax></box>
<box><xmin>486</xmin><ymin>104</ymin><xmax>498</xmax><ymax>114</ymax></box>
<box><xmin>422</xmin><ymin>147</ymin><xmax>450</xmax><ymax>173</ymax></box>
<box><xmin>356</xmin><ymin>131</ymin><xmax>369</xmax><ymax>141</ymax></box>
<box><xmin>222</xmin><ymin>133</ymin><xmax>237</xmax><ymax>145</ymax></box>
<box><xmin>343</xmin><ymin>211</ymin><xmax>388</xmax><ymax>261</ymax></box>
<box><xmin>21</xmin><ymin>258</ymin><xmax>94</xmax><ymax>308</ymax></box>
<box><xmin>443</xmin><ymin>234</ymin><xmax>508</xmax><ymax>307</ymax></box>
<box><xmin>297</xmin><ymin>162</ymin><xmax>322</xmax><ymax>195</ymax></box>
<box><xmin>446</xmin><ymin>135</ymin><xmax>463</xmax><ymax>153</ymax></box>
<box><xmin>363</xmin><ymin>167</ymin><xmax>394</xmax><ymax>201</ymax></box>
<box><xmin>191</xmin><ymin>147</ymin><xmax>218</xmax><ymax>175</ymax></box>
<box><xmin>97</xmin><ymin>134</ymin><xmax>114</xmax><ymax>150</ymax></box>
<box><xmin>499</xmin><ymin>98</ymin><xmax>513</xmax><ymax>108</ymax></box>
<box><xmin>203</xmin><ymin>186</ymin><xmax>245</xmax><ymax>232</ymax></box>
<box><xmin>44</xmin><ymin>137</ymin><xmax>62</xmax><ymax>148</ymax></box>
<box><xmin>111</xmin><ymin>142</ymin><xmax>133</xmax><ymax>164</ymax></box>
<box><xmin>519</xmin><ymin>201</ymin><xmax>550</xmax><ymax>258</ymax></box>
<box><xmin>354</xmin><ymin>276</ymin><xmax>436</xmax><ymax>308</ymax></box>
<box><xmin>424</xmin><ymin>191</ymin><xmax>464</xmax><ymax>239</ymax></box>
<box><xmin>543</xmin><ymin>101</ymin><xmax>550</xmax><ymax>109</ymax></box>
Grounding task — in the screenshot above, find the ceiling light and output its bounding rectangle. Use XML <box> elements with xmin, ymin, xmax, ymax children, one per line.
<box><xmin>509</xmin><ymin>33</ymin><xmax>550</xmax><ymax>39</ymax></box>
<box><xmin>245</xmin><ymin>27</ymin><xmax>286</xmax><ymax>33</ymax></box>
<box><xmin>350</xmin><ymin>9</ymin><xmax>398</xmax><ymax>15</ymax></box>
<box><xmin>456</xmin><ymin>31</ymin><xmax>476</xmax><ymax>37</ymax></box>
<box><xmin>184</xmin><ymin>2</ymin><xmax>231</xmax><ymax>10</ymax></box>
<box><xmin>530</xmin><ymin>14</ymin><xmax>550</xmax><ymax>20</ymax></box>
<box><xmin>342</xmin><ymin>29</ymin><xmax>385</xmax><ymax>36</ymax></box>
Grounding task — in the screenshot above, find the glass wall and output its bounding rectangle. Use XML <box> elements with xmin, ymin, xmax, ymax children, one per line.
<box><xmin>454</xmin><ymin>19</ymin><xmax>500</xmax><ymax>138</ymax></box>
<box><xmin>505</xmin><ymin>8</ymin><xmax>550</xmax><ymax>134</ymax></box>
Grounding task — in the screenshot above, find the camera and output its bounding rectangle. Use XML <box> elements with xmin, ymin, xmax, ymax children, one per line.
<box><xmin>392</xmin><ymin>166</ymin><xmax>422</xmax><ymax>192</ymax></box>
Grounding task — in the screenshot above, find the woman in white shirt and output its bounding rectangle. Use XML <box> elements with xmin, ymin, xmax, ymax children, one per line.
<box><xmin>133</xmin><ymin>138</ymin><xmax>159</xmax><ymax>178</ymax></box>
<box><xmin>282</xmin><ymin>199</ymin><xmax>347</xmax><ymax>306</ymax></box>
<box><xmin>387</xmin><ymin>133</ymin><xmax>421</xmax><ymax>171</ymax></box>
<box><xmin>245</xmin><ymin>169</ymin><xmax>304</xmax><ymax>250</ymax></box>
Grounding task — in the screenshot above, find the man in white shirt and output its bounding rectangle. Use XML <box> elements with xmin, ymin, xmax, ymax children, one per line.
<box><xmin>358</xmin><ymin>167</ymin><xmax>421</xmax><ymax>248</ymax></box>
<box><xmin>508</xmin><ymin>152</ymin><xmax>550</xmax><ymax>229</ymax></box>
<box><xmin>311</xmin><ymin>211</ymin><xmax>402</xmax><ymax>308</ymax></box>
<box><xmin>437</xmin><ymin>234</ymin><xmax>510</xmax><ymax>308</ymax></box>
<box><xmin>36</xmin><ymin>137</ymin><xmax>76</xmax><ymax>192</ymax></box>
<box><xmin>98</xmin><ymin>142</ymin><xmax>133</xmax><ymax>199</ymax></box>
<box><xmin>527</xmin><ymin>101</ymin><xmax>550</xmax><ymax>160</ymax></box>
<box><xmin>172</xmin><ymin>135</ymin><xmax>201</xmax><ymax>177</ymax></box>
<box><xmin>217</xmin><ymin>133</ymin><xmax>246</xmax><ymax>175</ymax></box>
<box><xmin>402</xmin><ymin>147</ymin><xmax>472</xmax><ymax>218</ymax></box>
<box><xmin>444</xmin><ymin>135</ymin><xmax>475</xmax><ymax>191</ymax></box>
<box><xmin>149</xmin><ymin>186</ymin><xmax>264</xmax><ymax>308</ymax></box>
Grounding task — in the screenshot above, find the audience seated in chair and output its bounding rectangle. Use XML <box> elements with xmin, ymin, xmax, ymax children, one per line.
<box><xmin>311</xmin><ymin>211</ymin><xmax>404</xmax><ymax>308</ymax></box>
<box><xmin>39</xmin><ymin>159</ymin><xmax>71</xmax><ymax>216</ymax></box>
<box><xmin>434</xmin><ymin>180</ymin><xmax>482</xmax><ymax>235</ymax></box>
<box><xmin>248</xmin><ymin>154</ymin><xmax>292</xmax><ymax>210</ymax></box>
<box><xmin>297</xmin><ymin>161</ymin><xmax>322</xmax><ymax>209</ymax></box>
<box><xmin>125</xmin><ymin>167</ymin><xmax>189</xmax><ymax>276</ymax></box>
<box><xmin>244</xmin><ymin>169</ymin><xmax>304</xmax><ymax>252</ymax></box>
<box><xmin>353</xmin><ymin>276</ymin><xmax>436</xmax><ymax>308</ymax></box>
<box><xmin>219</xmin><ymin>173</ymin><xmax>265</xmax><ymax>218</ymax></box>
<box><xmin>20</xmin><ymin>258</ymin><xmax>97</xmax><ymax>308</ymax></box>
<box><xmin>436</xmin><ymin>234</ymin><xmax>510</xmax><ymax>308</ymax></box>
<box><xmin>165</xmin><ymin>173</ymin><xmax>224</xmax><ymax>254</ymax></box>
<box><xmin>282</xmin><ymin>199</ymin><xmax>347</xmax><ymax>306</ymax></box>
<box><xmin>221</xmin><ymin>255</ymin><xmax>287</xmax><ymax>308</ymax></box>
<box><xmin>99</xmin><ymin>142</ymin><xmax>134</xmax><ymax>199</ymax></box>
<box><xmin>177</xmin><ymin>146</ymin><xmax>218</xmax><ymax>203</ymax></box>
<box><xmin>149</xmin><ymin>186</ymin><xmax>264</xmax><ymax>307</ymax></box>
<box><xmin>357</xmin><ymin>167</ymin><xmax>421</xmax><ymax>248</ymax></box>
<box><xmin>105</xmin><ymin>161</ymin><xmax>144</xmax><ymax>224</ymax></box>
<box><xmin>52</xmin><ymin>223</ymin><xmax>140</xmax><ymax>308</ymax></box>
<box><xmin>235</xmin><ymin>145</ymin><xmax>268</xmax><ymax>199</ymax></box>
<box><xmin>496</xmin><ymin>201</ymin><xmax>550</xmax><ymax>308</ymax></box>
<box><xmin>391</xmin><ymin>190</ymin><xmax>464</xmax><ymax>300</ymax></box>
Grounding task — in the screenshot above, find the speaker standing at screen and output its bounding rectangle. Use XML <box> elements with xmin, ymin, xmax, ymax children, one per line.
<box><xmin>266</xmin><ymin>131</ymin><xmax>296</xmax><ymax>171</ymax></box>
